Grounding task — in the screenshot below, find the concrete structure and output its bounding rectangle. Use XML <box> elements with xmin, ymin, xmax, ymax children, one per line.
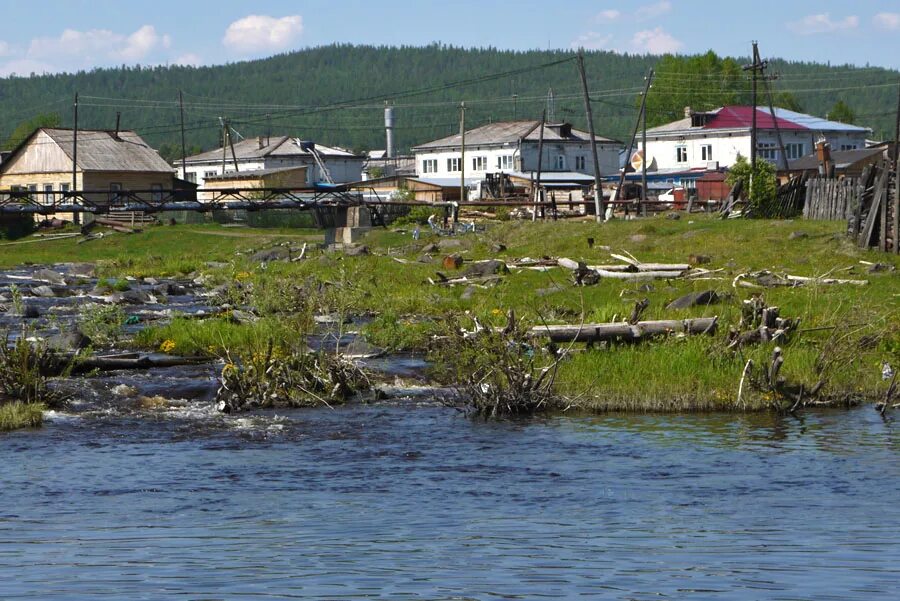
<box><xmin>411</xmin><ymin>120</ymin><xmax>621</xmax><ymax>182</ymax></box>
<box><xmin>643</xmin><ymin>106</ymin><xmax>870</xmax><ymax>172</ymax></box>
<box><xmin>0</xmin><ymin>128</ymin><xmax>174</xmax><ymax>210</ymax></box>
<box><xmin>177</xmin><ymin>136</ymin><xmax>364</xmax><ymax>188</ymax></box>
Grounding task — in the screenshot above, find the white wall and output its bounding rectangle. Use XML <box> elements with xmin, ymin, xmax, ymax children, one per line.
<box><xmin>415</xmin><ymin>142</ymin><xmax>619</xmax><ymax>177</ymax></box>
<box><xmin>177</xmin><ymin>156</ymin><xmax>363</xmax><ymax>187</ymax></box>
<box><xmin>645</xmin><ymin>129</ymin><xmax>869</xmax><ymax>171</ymax></box>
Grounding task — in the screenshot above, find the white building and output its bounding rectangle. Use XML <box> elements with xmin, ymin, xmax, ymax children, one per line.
<box><xmin>643</xmin><ymin>106</ymin><xmax>870</xmax><ymax>172</ymax></box>
<box><xmin>410</xmin><ymin>120</ymin><xmax>621</xmax><ymax>182</ymax></box>
<box><xmin>176</xmin><ymin>136</ymin><xmax>364</xmax><ymax>188</ymax></box>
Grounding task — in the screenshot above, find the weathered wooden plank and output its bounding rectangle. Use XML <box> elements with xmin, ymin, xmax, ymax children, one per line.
<box><xmin>530</xmin><ymin>317</ymin><xmax>718</xmax><ymax>343</ymax></box>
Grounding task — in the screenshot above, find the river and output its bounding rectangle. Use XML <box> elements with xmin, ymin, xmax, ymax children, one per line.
<box><xmin>2</xmin><ymin>401</ymin><xmax>898</xmax><ymax>600</ymax></box>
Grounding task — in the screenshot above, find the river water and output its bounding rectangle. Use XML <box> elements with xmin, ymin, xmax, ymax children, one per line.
<box><xmin>2</xmin><ymin>402</ymin><xmax>898</xmax><ymax>600</ymax></box>
<box><xmin>1</xmin><ymin>266</ymin><xmax>899</xmax><ymax>599</ymax></box>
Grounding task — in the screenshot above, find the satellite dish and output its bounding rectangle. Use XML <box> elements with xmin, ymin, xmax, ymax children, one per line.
<box><xmin>630</xmin><ymin>149</ymin><xmax>644</xmax><ymax>171</ymax></box>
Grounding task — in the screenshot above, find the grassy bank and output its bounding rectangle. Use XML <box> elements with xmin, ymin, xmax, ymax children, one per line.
<box><xmin>0</xmin><ymin>402</ymin><xmax>44</xmax><ymax>431</ymax></box>
<box><xmin>4</xmin><ymin>216</ymin><xmax>899</xmax><ymax>413</ymax></box>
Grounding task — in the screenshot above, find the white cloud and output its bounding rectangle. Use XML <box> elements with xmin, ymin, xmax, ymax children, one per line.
<box><xmin>173</xmin><ymin>53</ymin><xmax>202</xmax><ymax>67</ymax></box>
<box><xmin>26</xmin><ymin>24</ymin><xmax>172</xmax><ymax>69</ymax></box>
<box><xmin>222</xmin><ymin>15</ymin><xmax>304</xmax><ymax>55</ymax></box>
<box><xmin>630</xmin><ymin>27</ymin><xmax>683</xmax><ymax>54</ymax></box>
<box><xmin>0</xmin><ymin>58</ymin><xmax>54</xmax><ymax>77</ymax></box>
<box><xmin>873</xmin><ymin>12</ymin><xmax>900</xmax><ymax>31</ymax></box>
<box><xmin>635</xmin><ymin>1</ymin><xmax>672</xmax><ymax>21</ymax></box>
<box><xmin>594</xmin><ymin>9</ymin><xmax>621</xmax><ymax>22</ymax></box>
<box><xmin>787</xmin><ymin>13</ymin><xmax>859</xmax><ymax>35</ymax></box>
<box><xmin>0</xmin><ymin>41</ymin><xmax>11</xmax><ymax>57</ymax></box>
<box><xmin>571</xmin><ymin>31</ymin><xmax>614</xmax><ymax>50</ymax></box>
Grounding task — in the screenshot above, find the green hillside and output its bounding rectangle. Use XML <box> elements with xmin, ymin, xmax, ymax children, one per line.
<box><xmin>0</xmin><ymin>44</ymin><xmax>897</xmax><ymax>159</ymax></box>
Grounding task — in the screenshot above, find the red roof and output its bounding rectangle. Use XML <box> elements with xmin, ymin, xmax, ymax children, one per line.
<box><xmin>705</xmin><ymin>106</ymin><xmax>807</xmax><ymax>131</ymax></box>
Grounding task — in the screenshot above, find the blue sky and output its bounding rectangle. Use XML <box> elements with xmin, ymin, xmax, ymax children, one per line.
<box><xmin>0</xmin><ymin>0</ymin><xmax>898</xmax><ymax>76</ymax></box>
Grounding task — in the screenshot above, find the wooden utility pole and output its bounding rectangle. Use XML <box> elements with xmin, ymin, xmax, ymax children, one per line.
<box><xmin>894</xmin><ymin>81</ymin><xmax>900</xmax><ymax>253</ymax></box>
<box><xmin>227</xmin><ymin>120</ymin><xmax>240</xmax><ymax>172</ymax></box>
<box><xmin>221</xmin><ymin>118</ymin><xmax>227</xmax><ymax>172</ymax></box>
<box><xmin>576</xmin><ymin>50</ymin><xmax>605</xmax><ymax>221</ymax></box>
<box><xmin>179</xmin><ymin>90</ymin><xmax>187</xmax><ymax>180</ymax></box>
<box><xmin>743</xmin><ymin>41</ymin><xmax>767</xmax><ymax>195</ymax></box>
<box><xmin>459</xmin><ymin>101</ymin><xmax>466</xmax><ymax>203</ymax></box>
<box><xmin>534</xmin><ymin>109</ymin><xmax>546</xmax><ymax>221</ymax></box>
<box><xmin>614</xmin><ymin>69</ymin><xmax>654</xmax><ymax>216</ymax></box>
<box><xmin>72</xmin><ymin>93</ymin><xmax>78</xmax><ymax>191</ymax></box>
<box><xmin>893</xmin><ymin>81</ymin><xmax>900</xmax><ymax>166</ymax></box>
<box><xmin>641</xmin><ymin>81</ymin><xmax>648</xmax><ymax>217</ymax></box>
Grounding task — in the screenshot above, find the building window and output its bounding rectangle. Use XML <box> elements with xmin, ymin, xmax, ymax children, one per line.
<box><xmin>109</xmin><ymin>182</ymin><xmax>122</xmax><ymax>202</ymax></box>
<box><xmin>42</xmin><ymin>183</ymin><xmax>54</xmax><ymax>205</ymax></box>
<box><xmin>60</xmin><ymin>183</ymin><xmax>70</xmax><ymax>198</ymax></box>
<box><xmin>676</xmin><ymin>146</ymin><xmax>688</xmax><ymax>163</ymax></box>
<box><xmin>446</xmin><ymin>157</ymin><xmax>460</xmax><ymax>172</ymax></box>
<box><xmin>758</xmin><ymin>142</ymin><xmax>777</xmax><ymax>160</ymax></box>
<box><xmin>185</xmin><ymin>172</ymin><xmax>197</xmax><ymax>183</ymax></box>
<box><xmin>554</xmin><ymin>155</ymin><xmax>566</xmax><ymax>170</ymax></box>
<box><xmin>575</xmin><ymin>155</ymin><xmax>586</xmax><ymax>170</ymax></box>
<box><xmin>497</xmin><ymin>155</ymin><xmax>514</xmax><ymax>170</ymax></box>
<box><xmin>151</xmin><ymin>184</ymin><xmax>163</xmax><ymax>202</ymax></box>
<box><xmin>701</xmin><ymin>144</ymin><xmax>713</xmax><ymax>161</ymax></box>
<box><xmin>421</xmin><ymin>158</ymin><xmax>438</xmax><ymax>174</ymax></box>
<box><xmin>785</xmin><ymin>143</ymin><xmax>805</xmax><ymax>160</ymax></box>
<box><xmin>472</xmin><ymin>156</ymin><xmax>487</xmax><ymax>171</ymax></box>
<box><xmin>203</xmin><ymin>170</ymin><xmax>217</xmax><ymax>179</ymax></box>
<box><xmin>840</xmin><ymin>144</ymin><xmax>858</xmax><ymax>151</ymax></box>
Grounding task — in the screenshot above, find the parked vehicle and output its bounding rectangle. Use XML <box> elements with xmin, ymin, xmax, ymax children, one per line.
<box><xmin>658</xmin><ymin>186</ymin><xmax>686</xmax><ymax>209</ymax></box>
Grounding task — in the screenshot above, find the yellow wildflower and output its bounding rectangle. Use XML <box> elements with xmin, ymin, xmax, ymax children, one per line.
<box><xmin>159</xmin><ymin>339</ymin><xmax>177</xmax><ymax>353</ymax></box>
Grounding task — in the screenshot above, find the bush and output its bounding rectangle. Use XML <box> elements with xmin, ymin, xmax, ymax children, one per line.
<box><xmin>0</xmin><ymin>332</ymin><xmax>66</xmax><ymax>407</ymax></box>
<box><xmin>726</xmin><ymin>154</ymin><xmax>777</xmax><ymax>217</ymax></box>
<box><xmin>394</xmin><ymin>205</ymin><xmax>436</xmax><ymax>226</ymax></box>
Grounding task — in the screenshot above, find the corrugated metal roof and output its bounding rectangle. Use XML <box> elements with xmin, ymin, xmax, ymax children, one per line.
<box><xmin>204</xmin><ymin>165</ymin><xmax>308</xmax><ymax>181</ymax></box>
<box><xmin>760</xmin><ymin>107</ymin><xmax>870</xmax><ymax>133</ymax></box>
<box><xmin>647</xmin><ymin>106</ymin><xmax>871</xmax><ymax>135</ymax></box>
<box><xmin>706</xmin><ymin>106</ymin><xmax>806</xmax><ymax>130</ymax></box>
<box><xmin>184</xmin><ymin>136</ymin><xmax>361</xmax><ymax>163</ymax></box>
<box><xmin>786</xmin><ymin>146</ymin><xmax>882</xmax><ymax>171</ymax></box>
<box><xmin>412</xmin><ymin>120</ymin><xmax>618</xmax><ymax>151</ymax></box>
<box><xmin>43</xmin><ymin>128</ymin><xmax>173</xmax><ymax>173</ymax></box>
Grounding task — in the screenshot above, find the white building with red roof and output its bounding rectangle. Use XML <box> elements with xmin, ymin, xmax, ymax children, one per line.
<box><xmin>643</xmin><ymin>106</ymin><xmax>870</xmax><ymax>172</ymax></box>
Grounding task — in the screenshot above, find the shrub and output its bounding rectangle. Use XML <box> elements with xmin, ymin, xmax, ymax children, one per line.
<box><xmin>726</xmin><ymin>154</ymin><xmax>777</xmax><ymax>217</ymax></box>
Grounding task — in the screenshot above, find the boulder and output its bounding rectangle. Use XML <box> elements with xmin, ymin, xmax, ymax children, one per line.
<box><xmin>33</xmin><ymin>268</ymin><xmax>67</xmax><ymax>285</ymax></box>
<box><xmin>420</xmin><ymin>243</ymin><xmax>439</xmax><ymax>254</ymax></box>
<box><xmin>788</xmin><ymin>231</ymin><xmax>808</xmax><ymax>240</ymax></box>
<box><xmin>68</xmin><ymin>263</ymin><xmax>96</xmax><ymax>278</ymax></box>
<box><xmin>47</xmin><ymin>328</ymin><xmax>92</xmax><ymax>351</ymax></box>
<box><xmin>442</xmin><ymin>254</ymin><xmax>463</xmax><ymax>270</ymax></box>
<box><xmin>344</xmin><ymin>245</ymin><xmax>369</xmax><ymax>256</ymax></box>
<box><xmin>463</xmin><ymin>260</ymin><xmax>508</xmax><ymax>278</ymax></box>
<box><xmin>416</xmin><ymin>254</ymin><xmax>434</xmax><ymax>264</ymax></box>
<box><xmin>490</xmin><ymin>243</ymin><xmax>507</xmax><ymax>253</ymax></box>
<box><xmin>110</xmin><ymin>289</ymin><xmax>157</xmax><ymax>304</ymax></box>
<box><xmin>30</xmin><ymin>285</ymin><xmax>59</xmax><ymax>298</ymax></box>
<box><xmin>688</xmin><ymin>254</ymin><xmax>712</xmax><ymax>265</ymax></box>
<box><xmin>251</xmin><ymin>247</ymin><xmax>290</xmax><ymax>262</ymax></box>
<box><xmin>666</xmin><ymin>290</ymin><xmax>720</xmax><ymax>310</ymax></box>
<box><xmin>666</xmin><ymin>212</ymin><xmax>681</xmax><ymax>220</ymax></box>
<box><xmin>438</xmin><ymin>238</ymin><xmax>462</xmax><ymax>249</ymax></box>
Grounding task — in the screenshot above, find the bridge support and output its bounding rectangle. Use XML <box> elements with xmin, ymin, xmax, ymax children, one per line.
<box><xmin>325</xmin><ymin>206</ymin><xmax>372</xmax><ymax>246</ymax></box>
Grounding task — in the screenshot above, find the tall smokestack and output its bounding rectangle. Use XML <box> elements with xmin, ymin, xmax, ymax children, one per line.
<box><xmin>384</xmin><ymin>103</ymin><xmax>395</xmax><ymax>158</ymax></box>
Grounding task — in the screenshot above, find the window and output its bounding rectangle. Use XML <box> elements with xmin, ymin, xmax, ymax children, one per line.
<box><xmin>497</xmin><ymin>155</ymin><xmax>514</xmax><ymax>170</ymax></box>
<box><xmin>446</xmin><ymin>157</ymin><xmax>460</xmax><ymax>172</ymax></box>
<box><xmin>151</xmin><ymin>183</ymin><xmax>163</xmax><ymax>202</ymax></box>
<box><xmin>840</xmin><ymin>144</ymin><xmax>858</xmax><ymax>151</ymax></box>
<box><xmin>43</xmin><ymin>183</ymin><xmax>54</xmax><ymax>206</ymax></box>
<box><xmin>785</xmin><ymin>143</ymin><xmax>805</xmax><ymax>160</ymax></box>
<box><xmin>472</xmin><ymin>156</ymin><xmax>487</xmax><ymax>171</ymax></box>
<box><xmin>203</xmin><ymin>170</ymin><xmax>217</xmax><ymax>179</ymax></box>
<box><xmin>185</xmin><ymin>172</ymin><xmax>197</xmax><ymax>183</ymax></box>
<box><xmin>700</xmin><ymin>144</ymin><xmax>713</xmax><ymax>161</ymax></box>
<box><xmin>575</xmin><ymin>155</ymin><xmax>586</xmax><ymax>170</ymax></box>
<box><xmin>758</xmin><ymin>142</ymin><xmax>777</xmax><ymax>160</ymax></box>
<box><xmin>421</xmin><ymin>158</ymin><xmax>438</xmax><ymax>174</ymax></box>
<box><xmin>676</xmin><ymin>146</ymin><xmax>688</xmax><ymax>163</ymax></box>
<box><xmin>109</xmin><ymin>182</ymin><xmax>122</xmax><ymax>202</ymax></box>
<box><xmin>554</xmin><ymin>155</ymin><xmax>566</xmax><ymax>170</ymax></box>
<box><xmin>60</xmin><ymin>183</ymin><xmax>70</xmax><ymax>195</ymax></box>
<box><xmin>27</xmin><ymin>184</ymin><xmax>37</xmax><ymax>193</ymax></box>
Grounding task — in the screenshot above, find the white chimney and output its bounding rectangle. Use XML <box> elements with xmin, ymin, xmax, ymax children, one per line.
<box><xmin>385</xmin><ymin>104</ymin><xmax>395</xmax><ymax>158</ymax></box>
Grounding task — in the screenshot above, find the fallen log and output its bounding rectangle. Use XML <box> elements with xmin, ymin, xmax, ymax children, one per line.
<box><xmin>60</xmin><ymin>352</ymin><xmax>213</xmax><ymax>373</ymax></box>
<box><xmin>592</xmin><ymin>268</ymin><xmax>686</xmax><ymax>280</ymax></box>
<box><xmin>92</xmin><ymin>217</ymin><xmax>140</xmax><ymax>234</ymax></box>
<box><xmin>785</xmin><ymin>275</ymin><xmax>868</xmax><ymax>286</ymax></box>
<box><xmin>530</xmin><ymin>316</ymin><xmax>717</xmax><ymax>343</ymax></box>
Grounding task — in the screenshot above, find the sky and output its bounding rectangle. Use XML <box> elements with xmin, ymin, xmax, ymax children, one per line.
<box><xmin>0</xmin><ymin>0</ymin><xmax>899</xmax><ymax>77</ymax></box>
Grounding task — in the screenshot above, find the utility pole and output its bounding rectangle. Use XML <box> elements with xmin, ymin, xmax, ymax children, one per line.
<box><xmin>641</xmin><ymin>76</ymin><xmax>649</xmax><ymax>217</ymax></box>
<box><xmin>459</xmin><ymin>101</ymin><xmax>466</xmax><ymax>204</ymax></box>
<box><xmin>179</xmin><ymin>90</ymin><xmax>187</xmax><ymax>181</ymax></box>
<box><xmin>614</xmin><ymin>69</ymin><xmax>654</xmax><ymax>216</ymax></box>
<box><xmin>72</xmin><ymin>92</ymin><xmax>78</xmax><ymax>191</ymax></box>
<box><xmin>576</xmin><ymin>50</ymin><xmax>605</xmax><ymax>221</ymax></box>
<box><xmin>893</xmin><ymin>80</ymin><xmax>900</xmax><ymax>166</ymax></box>
<box><xmin>512</xmin><ymin>94</ymin><xmax>518</xmax><ymax>120</ymax></box>
<box><xmin>227</xmin><ymin>120</ymin><xmax>240</xmax><ymax>172</ymax></box>
<box><xmin>534</xmin><ymin>109</ymin><xmax>546</xmax><ymax>221</ymax></box>
<box><xmin>743</xmin><ymin>41</ymin><xmax>767</xmax><ymax>195</ymax></box>
<box><xmin>221</xmin><ymin>118</ymin><xmax>227</xmax><ymax>173</ymax></box>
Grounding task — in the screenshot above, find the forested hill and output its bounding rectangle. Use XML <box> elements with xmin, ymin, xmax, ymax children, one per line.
<box><xmin>0</xmin><ymin>44</ymin><xmax>897</xmax><ymax>160</ymax></box>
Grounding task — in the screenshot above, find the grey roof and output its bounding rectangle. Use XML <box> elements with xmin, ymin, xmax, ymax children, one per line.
<box><xmin>412</xmin><ymin>120</ymin><xmax>619</xmax><ymax>151</ymax></box>
<box><xmin>786</xmin><ymin>147</ymin><xmax>883</xmax><ymax>171</ymax></box>
<box><xmin>43</xmin><ymin>128</ymin><xmax>173</xmax><ymax>173</ymax></box>
<box><xmin>184</xmin><ymin>136</ymin><xmax>361</xmax><ymax>163</ymax></box>
<box><xmin>507</xmin><ymin>170</ymin><xmax>595</xmax><ymax>182</ymax></box>
<box><xmin>204</xmin><ymin>165</ymin><xmax>308</xmax><ymax>181</ymax></box>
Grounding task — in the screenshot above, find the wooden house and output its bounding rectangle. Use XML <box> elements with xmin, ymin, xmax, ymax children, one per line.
<box><xmin>0</xmin><ymin>128</ymin><xmax>175</xmax><ymax>209</ymax></box>
<box><xmin>200</xmin><ymin>166</ymin><xmax>308</xmax><ymax>201</ymax></box>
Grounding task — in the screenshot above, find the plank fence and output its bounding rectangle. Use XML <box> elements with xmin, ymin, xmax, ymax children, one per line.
<box><xmin>802</xmin><ymin>176</ymin><xmax>861</xmax><ymax>220</ymax></box>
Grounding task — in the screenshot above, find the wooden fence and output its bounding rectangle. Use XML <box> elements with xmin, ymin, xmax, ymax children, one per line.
<box><xmin>802</xmin><ymin>176</ymin><xmax>861</xmax><ymax>220</ymax></box>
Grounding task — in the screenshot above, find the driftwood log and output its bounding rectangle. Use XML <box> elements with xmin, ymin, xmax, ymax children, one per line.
<box><xmin>530</xmin><ymin>316</ymin><xmax>717</xmax><ymax>343</ymax></box>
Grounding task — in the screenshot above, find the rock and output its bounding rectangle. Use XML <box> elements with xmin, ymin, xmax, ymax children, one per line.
<box><xmin>629</xmin><ymin>234</ymin><xmax>647</xmax><ymax>243</ymax></box>
<box><xmin>689</xmin><ymin>254</ymin><xmax>712</xmax><ymax>265</ymax></box>
<box><xmin>442</xmin><ymin>254</ymin><xmax>463</xmax><ymax>270</ymax></box>
<box><xmin>22</xmin><ymin>303</ymin><xmax>40</xmax><ymax>318</ymax></box>
<box><xmin>110</xmin><ymin>289</ymin><xmax>157</xmax><ymax>304</ymax></box>
<box><xmin>421</xmin><ymin>243</ymin><xmax>439</xmax><ymax>254</ymax></box>
<box><xmin>205</xmin><ymin>261</ymin><xmax>229</xmax><ymax>268</ymax></box>
<box><xmin>666</xmin><ymin>290</ymin><xmax>720</xmax><ymax>310</ymax></box>
<box><xmin>230</xmin><ymin>309</ymin><xmax>258</xmax><ymax>324</ymax></box>
<box><xmin>251</xmin><ymin>247</ymin><xmax>289</xmax><ymax>262</ymax></box>
<box><xmin>535</xmin><ymin>285</ymin><xmax>565</xmax><ymax>297</ymax></box>
<box><xmin>30</xmin><ymin>285</ymin><xmax>59</xmax><ymax>298</ymax></box>
<box><xmin>111</xmin><ymin>384</ymin><xmax>139</xmax><ymax>397</ymax></box>
<box><xmin>666</xmin><ymin>212</ymin><xmax>681</xmax><ymax>220</ymax></box>
<box><xmin>463</xmin><ymin>259</ymin><xmax>508</xmax><ymax>278</ymax></box>
<box><xmin>490</xmin><ymin>243</ymin><xmax>507</xmax><ymax>253</ymax></box>
<box><xmin>143</xmin><ymin>277</ymin><xmax>159</xmax><ymax>286</ymax></box>
<box><xmin>867</xmin><ymin>262</ymin><xmax>896</xmax><ymax>273</ymax></box>
<box><xmin>638</xmin><ymin>283</ymin><xmax>654</xmax><ymax>293</ymax></box>
<box><xmin>460</xmin><ymin>286</ymin><xmax>476</xmax><ymax>301</ymax></box>
<box><xmin>33</xmin><ymin>268</ymin><xmax>67</xmax><ymax>285</ymax></box>
<box><xmin>68</xmin><ymin>263</ymin><xmax>96</xmax><ymax>278</ymax></box>
<box><xmin>416</xmin><ymin>254</ymin><xmax>434</xmax><ymax>264</ymax></box>
<box><xmin>788</xmin><ymin>231</ymin><xmax>808</xmax><ymax>240</ymax></box>
<box><xmin>153</xmin><ymin>282</ymin><xmax>189</xmax><ymax>296</ymax></box>
<box><xmin>438</xmin><ymin>238</ymin><xmax>461</xmax><ymax>248</ymax></box>
<box><xmin>47</xmin><ymin>328</ymin><xmax>92</xmax><ymax>351</ymax></box>
<box><xmin>344</xmin><ymin>245</ymin><xmax>369</xmax><ymax>256</ymax></box>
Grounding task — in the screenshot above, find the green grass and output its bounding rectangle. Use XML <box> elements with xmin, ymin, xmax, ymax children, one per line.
<box><xmin>5</xmin><ymin>217</ymin><xmax>899</xmax><ymax>412</ymax></box>
<box><xmin>0</xmin><ymin>402</ymin><xmax>44</xmax><ymax>431</ymax></box>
